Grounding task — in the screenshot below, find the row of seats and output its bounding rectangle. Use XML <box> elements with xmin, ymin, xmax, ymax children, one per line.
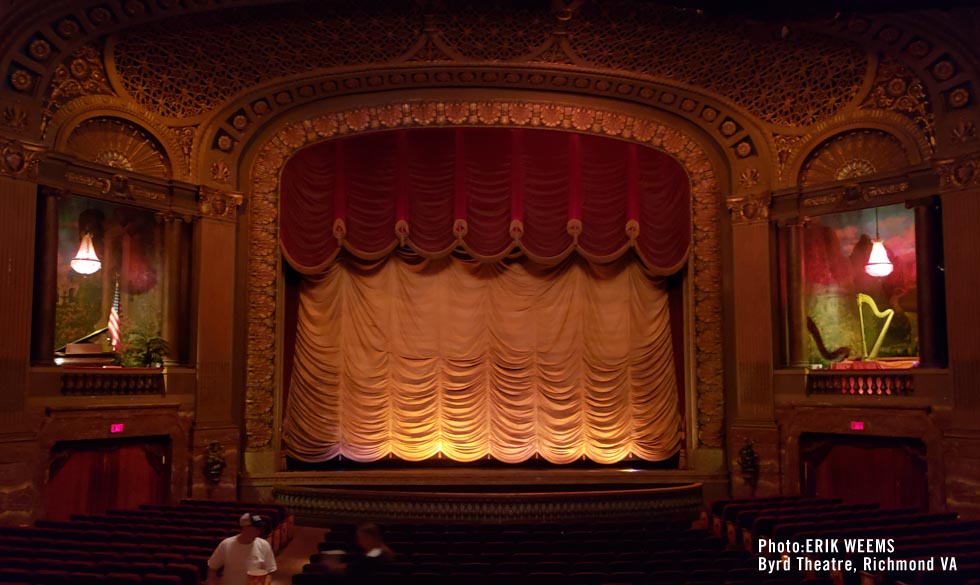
<box><xmin>302</xmin><ymin>520</ymin><xmax>816</xmax><ymax>585</ymax></box>
<box><xmin>0</xmin><ymin>500</ymin><xmax>292</xmax><ymax>585</ymax></box>
<box><xmin>712</xmin><ymin>497</ymin><xmax>980</xmax><ymax>585</ymax></box>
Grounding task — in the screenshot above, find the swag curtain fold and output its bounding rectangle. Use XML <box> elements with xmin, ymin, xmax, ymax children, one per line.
<box><xmin>280</xmin><ymin>128</ymin><xmax>691</xmax><ymax>273</ymax></box>
<box><xmin>280</xmin><ymin>127</ymin><xmax>688</xmax><ymax>464</ymax></box>
<box><xmin>283</xmin><ymin>252</ymin><xmax>682</xmax><ymax>464</ymax></box>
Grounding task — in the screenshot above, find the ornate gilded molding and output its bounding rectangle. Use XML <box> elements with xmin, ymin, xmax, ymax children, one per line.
<box><xmin>1</xmin><ymin>103</ymin><xmax>28</xmax><ymax>133</ymax></box>
<box><xmin>244</xmin><ymin>99</ymin><xmax>725</xmax><ymax>453</ymax></box>
<box><xmin>275</xmin><ymin>484</ymin><xmax>703</xmax><ymax>524</ymax></box>
<box><xmin>937</xmin><ymin>154</ymin><xmax>980</xmax><ymax>191</ymax></box>
<box><xmin>860</xmin><ymin>57</ymin><xmax>933</xmax><ymax>149</ymax></box>
<box><xmin>96</xmin><ymin>3</ymin><xmax>866</xmax><ymax>131</ymax></box>
<box><xmin>198</xmin><ymin>65</ymin><xmax>766</xmax><ymax>185</ymax></box>
<box><xmin>64</xmin><ymin>170</ymin><xmax>167</xmax><ymax>202</ymax></box>
<box><xmin>198</xmin><ymin>186</ymin><xmax>243</xmax><ymax>219</ymax></box>
<box><xmin>800</xmin><ymin>179</ymin><xmax>912</xmax><ymax>210</ymax></box>
<box><xmin>0</xmin><ymin>138</ymin><xmax>40</xmax><ymax>180</ymax></box>
<box><xmin>44</xmin><ymin>94</ymin><xmax>191</xmax><ymax>181</ymax></box>
<box><xmin>42</xmin><ymin>44</ymin><xmax>114</xmax><ymax>130</ymax></box>
<box><xmin>65</xmin><ymin>117</ymin><xmax>171</xmax><ymax>179</ymax></box>
<box><xmin>799</xmin><ymin>129</ymin><xmax>911</xmax><ymax>187</ymax></box>
<box><xmin>727</xmin><ymin>192</ymin><xmax>772</xmax><ymax>224</ymax></box>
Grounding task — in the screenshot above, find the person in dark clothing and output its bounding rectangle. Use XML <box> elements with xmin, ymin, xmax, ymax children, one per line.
<box><xmin>320</xmin><ymin>523</ymin><xmax>395</xmax><ymax>584</ymax></box>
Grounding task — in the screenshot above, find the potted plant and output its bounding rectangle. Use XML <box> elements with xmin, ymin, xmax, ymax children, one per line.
<box><xmin>120</xmin><ymin>330</ymin><xmax>169</xmax><ymax>367</ymax></box>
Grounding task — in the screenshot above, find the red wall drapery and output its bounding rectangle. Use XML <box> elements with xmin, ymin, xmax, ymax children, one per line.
<box><xmin>280</xmin><ymin>128</ymin><xmax>691</xmax><ymax>273</ymax></box>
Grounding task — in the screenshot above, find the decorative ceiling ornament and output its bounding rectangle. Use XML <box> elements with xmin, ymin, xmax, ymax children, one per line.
<box><xmin>42</xmin><ymin>44</ymin><xmax>114</xmax><ymax>129</ymax></box>
<box><xmin>65</xmin><ymin>117</ymin><xmax>171</xmax><ymax>179</ymax></box>
<box><xmin>799</xmin><ymin>130</ymin><xmax>909</xmax><ymax>187</ymax></box>
<box><xmin>111</xmin><ymin>3</ymin><xmax>422</xmax><ymax>118</ymax></box>
<box><xmin>860</xmin><ymin>57</ymin><xmax>934</xmax><ymax>149</ymax></box>
<box><xmin>106</xmin><ymin>2</ymin><xmax>865</xmax><ymax>127</ymax></box>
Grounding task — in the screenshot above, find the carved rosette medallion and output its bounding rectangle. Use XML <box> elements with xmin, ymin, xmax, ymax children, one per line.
<box><xmin>245</xmin><ymin>99</ymin><xmax>725</xmax><ymax>452</ymax></box>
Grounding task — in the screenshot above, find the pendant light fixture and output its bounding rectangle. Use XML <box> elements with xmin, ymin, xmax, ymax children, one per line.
<box><xmin>70</xmin><ymin>232</ymin><xmax>101</xmax><ymax>275</ymax></box>
<box><xmin>865</xmin><ymin>207</ymin><xmax>893</xmax><ymax>278</ymax></box>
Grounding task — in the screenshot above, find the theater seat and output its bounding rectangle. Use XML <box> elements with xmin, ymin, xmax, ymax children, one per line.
<box><xmin>33</xmin><ymin>571</ymin><xmax>70</xmax><ymax>585</ymax></box>
<box><xmin>140</xmin><ymin>575</ymin><xmax>181</xmax><ymax>585</ymax></box>
<box><xmin>68</xmin><ymin>573</ymin><xmax>105</xmax><ymax>585</ymax></box>
<box><xmin>105</xmin><ymin>574</ymin><xmax>142</xmax><ymax>585</ymax></box>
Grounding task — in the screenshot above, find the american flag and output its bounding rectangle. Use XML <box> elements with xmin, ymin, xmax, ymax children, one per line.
<box><xmin>108</xmin><ymin>277</ymin><xmax>121</xmax><ymax>352</ymax></box>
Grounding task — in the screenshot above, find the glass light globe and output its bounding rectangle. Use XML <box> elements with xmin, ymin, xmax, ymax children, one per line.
<box><xmin>864</xmin><ymin>240</ymin><xmax>893</xmax><ymax>278</ymax></box>
<box><xmin>70</xmin><ymin>233</ymin><xmax>101</xmax><ymax>275</ymax></box>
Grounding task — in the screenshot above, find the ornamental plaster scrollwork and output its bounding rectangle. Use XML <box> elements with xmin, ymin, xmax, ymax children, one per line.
<box><xmin>198</xmin><ymin>186</ymin><xmax>243</xmax><ymax>219</ymax></box>
<box><xmin>0</xmin><ymin>138</ymin><xmax>40</xmax><ymax>180</ymax></box>
<box><xmin>937</xmin><ymin>154</ymin><xmax>980</xmax><ymax>191</ymax></box>
<box><xmin>244</xmin><ymin>99</ymin><xmax>725</xmax><ymax>453</ymax></box>
<box><xmin>726</xmin><ymin>192</ymin><xmax>772</xmax><ymax>224</ymax></box>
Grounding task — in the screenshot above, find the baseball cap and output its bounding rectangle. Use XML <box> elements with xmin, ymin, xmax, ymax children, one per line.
<box><xmin>240</xmin><ymin>513</ymin><xmax>268</xmax><ymax>529</ymax></box>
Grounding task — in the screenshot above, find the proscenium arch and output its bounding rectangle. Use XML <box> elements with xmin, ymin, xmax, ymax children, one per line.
<box><xmin>238</xmin><ymin>93</ymin><xmax>729</xmax><ymax>470</ymax></box>
<box><xmin>199</xmin><ymin>71</ymin><xmax>768</xmax><ymax>195</ymax></box>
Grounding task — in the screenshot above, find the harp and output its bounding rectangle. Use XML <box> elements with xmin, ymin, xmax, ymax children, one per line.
<box><xmin>857</xmin><ymin>293</ymin><xmax>895</xmax><ymax>360</ymax></box>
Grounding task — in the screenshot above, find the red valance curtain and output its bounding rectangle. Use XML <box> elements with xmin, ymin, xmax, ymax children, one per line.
<box><xmin>280</xmin><ymin>128</ymin><xmax>691</xmax><ymax>273</ymax></box>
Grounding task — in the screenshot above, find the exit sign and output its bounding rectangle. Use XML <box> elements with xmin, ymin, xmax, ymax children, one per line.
<box><xmin>110</xmin><ymin>423</ymin><xmax>125</xmax><ymax>433</ymax></box>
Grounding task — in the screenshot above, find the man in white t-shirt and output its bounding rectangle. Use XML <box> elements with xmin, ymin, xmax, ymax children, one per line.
<box><xmin>207</xmin><ymin>513</ymin><xmax>278</xmax><ymax>585</ymax></box>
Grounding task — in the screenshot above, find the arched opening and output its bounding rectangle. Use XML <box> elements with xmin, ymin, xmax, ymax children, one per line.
<box><xmin>276</xmin><ymin>126</ymin><xmax>691</xmax><ymax>467</ymax></box>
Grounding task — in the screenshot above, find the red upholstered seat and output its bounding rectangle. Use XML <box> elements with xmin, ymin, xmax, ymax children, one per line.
<box><xmin>159</xmin><ymin>565</ymin><xmax>198</xmax><ymax>585</ymax></box>
<box><xmin>0</xmin><ymin>571</ymin><xmax>29</xmax><ymax>583</ymax></box>
<box><xmin>32</xmin><ymin>570</ymin><xmax>70</xmax><ymax>585</ymax></box>
<box><xmin>104</xmin><ymin>574</ymin><xmax>142</xmax><ymax>585</ymax></box>
<box><xmin>140</xmin><ymin>575</ymin><xmax>181</xmax><ymax>585</ymax></box>
<box><xmin>68</xmin><ymin>573</ymin><xmax>105</xmax><ymax>585</ymax></box>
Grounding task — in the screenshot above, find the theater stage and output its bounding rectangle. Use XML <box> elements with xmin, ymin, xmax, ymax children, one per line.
<box><xmin>242</xmin><ymin>469</ymin><xmax>725</xmax><ymax>525</ymax></box>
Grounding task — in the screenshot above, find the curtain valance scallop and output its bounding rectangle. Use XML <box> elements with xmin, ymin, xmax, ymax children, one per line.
<box><xmin>279</xmin><ymin>127</ymin><xmax>691</xmax><ymax>273</ymax></box>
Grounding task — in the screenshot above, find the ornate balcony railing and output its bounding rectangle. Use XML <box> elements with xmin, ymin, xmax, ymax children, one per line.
<box><xmin>806</xmin><ymin>370</ymin><xmax>914</xmax><ymax>396</ymax></box>
<box><xmin>61</xmin><ymin>369</ymin><xmax>164</xmax><ymax>395</ymax></box>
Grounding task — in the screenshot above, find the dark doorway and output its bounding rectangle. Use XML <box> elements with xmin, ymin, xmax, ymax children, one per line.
<box><xmin>800</xmin><ymin>432</ymin><xmax>928</xmax><ymax>512</ymax></box>
<box><xmin>46</xmin><ymin>436</ymin><xmax>171</xmax><ymax>520</ymax></box>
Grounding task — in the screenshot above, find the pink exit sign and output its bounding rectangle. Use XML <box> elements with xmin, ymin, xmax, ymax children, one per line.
<box><xmin>850</xmin><ymin>421</ymin><xmax>865</xmax><ymax>431</ymax></box>
<box><xmin>110</xmin><ymin>423</ymin><xmax>125</xmax><ymax>433</ymax></box>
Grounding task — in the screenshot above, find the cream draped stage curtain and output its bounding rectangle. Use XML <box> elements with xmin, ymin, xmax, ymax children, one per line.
<box><xmin>283</xmin><ymin>251</ymin><xmax>682</xmax><ymax>464</ymax></box>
